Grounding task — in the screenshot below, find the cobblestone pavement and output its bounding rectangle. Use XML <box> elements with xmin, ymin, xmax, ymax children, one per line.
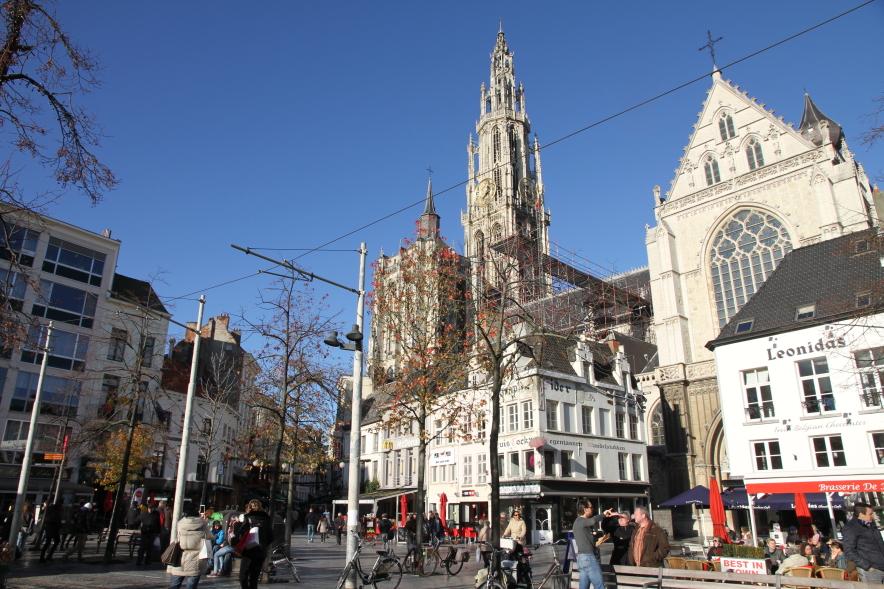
<box><xmin>4</xmin><ymin>533</ymin><xmax>582</xmax><ymax>588</ymax></box>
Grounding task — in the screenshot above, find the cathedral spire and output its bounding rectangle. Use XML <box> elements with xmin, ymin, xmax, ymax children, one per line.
<box><xmin>417</xmin><ymin>174</ymin><xmax>440</xmax><ymax>240</ymax></box>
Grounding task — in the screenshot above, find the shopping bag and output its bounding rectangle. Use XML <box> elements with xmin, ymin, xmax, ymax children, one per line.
<box><xmin>198</xmin><ymin>539</ymin><xmax>212</xmax><ymax>559</ymax></box>
<box><xmin>161</xmin><ymin>541</ymin><xmax>182</xmax><ymax>566</ymax></box>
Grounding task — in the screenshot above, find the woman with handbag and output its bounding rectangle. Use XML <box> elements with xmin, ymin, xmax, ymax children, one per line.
<box><xmin>166</xmin><ymin>505</ymin><xmax>211</xmax><ymax>589</ymax></box>
<box><xmin>235</xmin><ymin>499</ymin><xmax>273</xmax><ymax>589</ymax></box>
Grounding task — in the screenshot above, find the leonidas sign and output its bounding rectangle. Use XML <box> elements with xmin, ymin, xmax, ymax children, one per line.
<box><xmin>720</xmin><ymin>558</ymin><xmax>766</xmax><ymax>575</ymax></box>
<box><xmin>746</xmin><ymin>480</ymin><xmax>883</xmax><ymax>494</ymax></box>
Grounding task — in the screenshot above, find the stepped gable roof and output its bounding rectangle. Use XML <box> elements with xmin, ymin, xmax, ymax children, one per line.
<box><xmin>708</xmin><ymin>229</ymin><xmax>882</xmax><ymax>349</ymax></box>
<box><xmin>111</xmin><ymin>273</ymin><xmax>169</xmax><ymax>314</ymax></box>
<box><xmin>798</xmin><ymin>93</ymin><xmax>844</xmax><ymax>149</ymax></box>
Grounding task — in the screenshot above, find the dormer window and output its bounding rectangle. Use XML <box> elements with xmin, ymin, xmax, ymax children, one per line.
<box><xmin>746</xmin><ymin>137</ymin><xmax>764</xmax><ymax>170</ymax></box>
<box><xmin>795</xmin><ymin>304</ymin><xmax>816</xmax><ymax>321</ymax></box>
<box><xmin>719</xmin><ymin>113</ymin><xmax>736</xmax><ymax>141</ymax></box>
<box><xmin>855</xmin><ymin>239</ymin><xmax>870</xmax><ymax>254</ymax></box>
<box><xmin>735</xmin><ymin>319</ymin><xmax>754</xmax><ymax>334</ymax></box>
<box><xmin>856</xmin><ymin>293</ymin><xmax>871</xmax><ymax>308</ymax></box>
<box><xmin>704</xmin><ymin>156</ymin><xmax>721</xmax><ymax>186</ymax></box>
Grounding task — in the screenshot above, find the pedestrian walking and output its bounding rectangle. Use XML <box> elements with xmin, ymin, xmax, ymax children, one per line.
<box><xmin>63</xmin><ymin>502</ymin><xmax>90</xmax><ymax>561</ymax></box>
<box><xmin>318</xmin><ymin>514</ymin><xmax>329</xmax><ymax>543</ymax></box>
<box><xmin>335</xmin><ymin>513</ymin><xmax>345</xmax><ymax>545</ymax></box>
<box><xmin>38</xmin><ymin>503</ymin><xmax>63</xmax><ymax>562</ymax></box>
<box><xmin>572</xmin><ymin>500</ymin><xmax>610</xmax><ymax>589</ymax></box>
<box><xmin>305</xmin><ymin>508</ymin><xmax>318</xmax><ymax>543</ymax></box>
<box><xmin>377</xmin><ymin>514</ymin><xmax>394</xmax><ymax>550</ymax></box>
<box><xmin>626</xmin><ymin>506</ymin><xmax>670</xmax><ymax>568</ymax></box>
<box><xmin>126</xmin><ymin>504</ymin><xmax>141</xmax><ymax>529</ymax></box>
<box><xmin>137</xmin><ymin>503</ymin><xmax>162</xmax><ymax>565</ymax></box>
<box><xmin>841</xmin><ymin>502</ymin><xmax>884</xmax><ymax>583</ymax></box>
<box><xmin>166</xmin><ymin>505</ymin><xmax>210</xmax><ymax>589</ymax></box>
<box><xmin>235</xmin><ymin>499</ymin><xmax>274</xmax><ymax>589</ymax></box>
<box><xmin>15</xmin><ymin>503</ymin><xmax>34</xmax><ymax>556</ymax></box>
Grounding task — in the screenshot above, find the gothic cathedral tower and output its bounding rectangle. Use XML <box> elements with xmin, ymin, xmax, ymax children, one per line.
<box><xmin>462</xmin><ymin>29</ymin><xmax>550</xmax><ymax>299</ymax></box>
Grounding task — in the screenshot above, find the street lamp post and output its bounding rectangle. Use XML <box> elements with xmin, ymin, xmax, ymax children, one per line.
<box><xmin>171</xmin><ymin>295</ymin><xmax>206</xmax><ymax>540</ymax></box>
<box><xmin>7</xmin><ymin>322</ymin><xmax>53</xmax><ymax>548</ymax></box>
<box><xmin>231</xmin><ymin>241</ymin><xmax>367</xmax><ymax>587</ymax></box>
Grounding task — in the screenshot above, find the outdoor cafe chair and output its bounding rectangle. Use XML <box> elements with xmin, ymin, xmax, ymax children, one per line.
<box><xmin>815</xmin><ymin>567</ymin><xmax>846</xmax><ymax>580</ymax></box>
<box><xmin>684</xmin><ymin>559</ymin><xmax>707</xmax><ymax>571</ymax></box>
<box><xmin>784</xmin><ymin>566</ymin><xmax>813</xmax><ymax>589</ymax></box>
<box><xmin>665</xmin><ymin>557</ymin><xmax>687</xmax><ymax>569</ymax></box>
<box><xmin>709</xmin><ymin>560</ymin><xmax>722</xmax><ymax>572</ymax></box>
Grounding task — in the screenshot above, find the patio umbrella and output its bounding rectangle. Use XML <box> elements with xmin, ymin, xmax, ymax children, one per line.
<box><xmin>709</xmin><ymin>479</ymin><xmax>731</xmax><ymax>543</ymax></box>
<box><xmin>795</xmin><ymin>492</ymin><xmax>814</xmax><ymax>539</ymax></box>
<box><xmin>400</xmin><ymin>494</ymin><xmax>407</xmax><ymax>527</ymax></box>
<box><xmin>658</xmin><ymin>485</ymin><xmax>710</xmax><ymax>507</ymax></box>
<box><xmin>439</xmin><ymin>492</ymin><xmax>448</xmax><ymax>530</ymax></box>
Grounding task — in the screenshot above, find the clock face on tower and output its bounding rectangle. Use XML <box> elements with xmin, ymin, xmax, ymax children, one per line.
<box><xmin>476</xmin><ymin>178</ymin><xmax>496</xmax><ymax>205</ymax></box>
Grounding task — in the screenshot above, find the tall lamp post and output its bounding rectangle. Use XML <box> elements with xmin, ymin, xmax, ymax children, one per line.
<box><xmin>7</xmin><ymin>322</ymin><xmax>53</xmax><ymax>548</ymax></box>
<box><xmin>231</xmin><ymin>242</ymin><xmax>367</xmax><ymax>587</ymax></box>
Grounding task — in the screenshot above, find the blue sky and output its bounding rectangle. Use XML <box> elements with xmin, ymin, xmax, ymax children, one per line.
<box><xmin>36</xmin><ymin>1</ymin><xmax>884</xmax><ymax>352</ymax></box>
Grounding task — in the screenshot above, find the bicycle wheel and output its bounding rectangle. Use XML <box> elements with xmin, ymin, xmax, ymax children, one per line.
<box><xmin>444</xmin><ymin>556</ymin><xmax>464</xmax><ymax>576</ymax></box>
<box><xmin>335</xmin><ymin>562</ymin><xmax>353</xmax><ymax>589</ymax></box>
<box><xmin>479</xmin><ymin>580</ymin><xmax>505</xmax><ymax>589</ymax></box>
<box><xmin>419</xmin><ymin>552</ymin><xmax>438</xmax><ymax>576</ymax></box>
<box><xmin>288</xmin><ymin>559</ymin><xmax>301</xmax><ymax>583</ymax></box>
<box><xmin>372</xmin><ymin>557</ymin><xmax>402</xmax><ymax>589</ymax></box>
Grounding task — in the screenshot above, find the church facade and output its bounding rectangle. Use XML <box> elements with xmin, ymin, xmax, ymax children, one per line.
<box><xmin>644</xmin><ymin>69</ymin><xmax>877</xmax><ymax>536</ymax></box>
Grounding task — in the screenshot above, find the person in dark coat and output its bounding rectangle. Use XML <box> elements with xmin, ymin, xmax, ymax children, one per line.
<box><xmin>605</xmin><ymin>512</ymin><xmax>635</xmax><ymax>566</ymax></box>
<box><xmin>235</xmin><ymin>499</ymin><xmax>274</xmax><ymax>589</ymax></box>
<box><xmin>126</xmin><ymin>505</ymin><xmax>141</xmax><ymax>529</ymax></box>
<box><xmin>38</xmin><ymin>503</ymin><xmax>63</xmax><ymax>562</ymax></box>
<box><xmin>137</xmin><ymin>503</ymin><xmax>161</xmax><ymax>565</ymax></box>
<box><xmin>841</xmin><ymin>503</ymin><xmax>884</xmax><ymax>583</ymax></box>
<box><xmin>63</xmin><ymin>502</ymin><xmax>90</xmax><ymax>561</ymax></box>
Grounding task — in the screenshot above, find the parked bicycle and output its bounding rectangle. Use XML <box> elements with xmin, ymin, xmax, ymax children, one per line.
<box><xmin>412</xmin><ymin>535</ymin><xmax>467</xmax><ymax>576</ymax></box>
<box><xmin>268</xmin><ymin>543</ymin><xmax>301</xmax><ymax>583</ymax></box>
<box><xmin>334</xmin><ymin>532</ymin><xmax>402</xmax><ymax>589</ymax></box>
<box><xmin>532</xmin><ymin>541</ymin><xmax>569</xmax><ymax>589</ymax></box>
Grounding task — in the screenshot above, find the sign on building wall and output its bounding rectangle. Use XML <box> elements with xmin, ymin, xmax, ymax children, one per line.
<box><xmin>429</xmin><ymin>449</ymin><xmax>456</xmax><ymax>466</ymax></box>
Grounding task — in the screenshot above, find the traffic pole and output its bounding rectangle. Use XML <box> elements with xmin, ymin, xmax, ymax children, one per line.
<box><xmin>7</xmin><ymin>322</ymin><xmax>53</xmax><ymax>548</ymax></box>
<box><xmin>171</xmin><ymin>296</ymin><xmax>205</xmax><ymax>540</ymax></box>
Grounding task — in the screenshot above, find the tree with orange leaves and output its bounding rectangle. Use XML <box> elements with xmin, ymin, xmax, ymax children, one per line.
<box><xmin>370</xmin><ymin>234</ymin><xmax>474</xmax><ymax>547</ymax></box>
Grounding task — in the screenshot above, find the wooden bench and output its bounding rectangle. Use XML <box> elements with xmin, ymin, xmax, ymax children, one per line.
<box><xmin>609</xmin><ymin>564</ymin><xmax>874</xmax><ymax>589</ymax></box>
<box><xmin>95</xmin><ymin>528</ymin><xmax>140</xmax><ymax>557</ymax></box>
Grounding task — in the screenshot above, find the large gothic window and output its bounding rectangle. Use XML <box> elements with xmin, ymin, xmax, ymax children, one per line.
<box><xmin>650</xmin><ymin>403</ymin><xmax>665</xmax><ymax>447</ymax></box>
<box><xmin>718</xmin><ymin>113</ymin><xmax>736</xmax><ymax>141</ymax></box>
<box><xmin>493</xmin><ymin>127</ymin><xmax>501</xmax><ymax>162</ymax></box>
<box><xmin>745</xmin><ymin>138</ymin><xmax>764</xmax><ymax>170</ymax></box>
<box><xmin>704</xmin><ymin>156</ymin><xmax>721</xmax><ymax>186</ymax></box>
<box><xmin>710</xmin><ymin>209</ymin><xmax>792</xmax><ymax>328</ymax></box>
<box><xmin>491</xmin><ymin>223</ymin><xmax>502</xmax><ymax>243</ymax></box>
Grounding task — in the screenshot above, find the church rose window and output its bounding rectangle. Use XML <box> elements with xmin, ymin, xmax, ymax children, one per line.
<box><xmin>704</xmin><ymin>156</ymin><xmax>721</xmax><ymax>186</ymax></box>
<box><xmin>719</xmin><ymin>113</ymin><xmax>736</xmax><ymax>141</ymax></box>
<box><xmin>710</xmin><ymin>209</ymin><xmax>792</xmax><ymax>328</ymax></box>
<box><xmin>746</xmin><ymin>137</ymin><xmax>764</xmax><ymax>170</ymax></box>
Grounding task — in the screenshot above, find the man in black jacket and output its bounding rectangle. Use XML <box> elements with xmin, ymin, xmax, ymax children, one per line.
<box><xmin>603</xmin><ymin>512</ymin><xmax>634</xmax><ymax>566</ymax></box>
<box><xmin>137</xmin><ymin>503</ymin><xmax>161</xmax><ymax>565</ymax></box>
<box><xmin>841</xmin><ymin>503</ymin><xmax>884</xmax><ymax>583</ymax></box>
<box><xmin>38</xmin><ymin>503</ymin><xmax>63</xmax><ymax>562</ymax></box>
<box><xmin>236</xmin><ymin>499</ymin><xmax>274</xmax><ymax>589</ymax></box>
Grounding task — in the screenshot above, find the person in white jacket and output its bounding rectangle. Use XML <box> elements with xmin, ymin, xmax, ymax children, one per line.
<box><xmin>167</xmin><ymin>505</ymin><xmax>211</xmax><ymax>589</ymax></box>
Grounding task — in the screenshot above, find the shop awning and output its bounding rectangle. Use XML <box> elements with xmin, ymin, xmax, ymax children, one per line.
<box><xmin>723</xmin><ymin>487</ymin><xmax>845</xmax><ymax>510</ymax></box>
<box><xmin>745</xmin><ymin>479</ymin><xmax>883</xmax><ymax>494</ymax></box>
<box><xmin>333</xmin><ymin>488</ymin><xmax>416</xmax><ymax>505</ymax></box>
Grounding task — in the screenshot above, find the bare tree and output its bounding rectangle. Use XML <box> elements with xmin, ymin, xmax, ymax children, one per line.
<box><xmin>193</xmin><ymin>350</ymin><xmax>241</xmax><ymax>509</ymax></box>
<box><xmin>239</xmin><ymin>278</ymin><xmax>339</xmax><ymax>522</ymax></box>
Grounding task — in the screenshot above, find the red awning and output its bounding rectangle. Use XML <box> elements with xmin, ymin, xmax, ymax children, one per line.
<box><xmin>745</xmin><ymin>479</ymin><xmax>883</xmax><ymax>494</ymax></box>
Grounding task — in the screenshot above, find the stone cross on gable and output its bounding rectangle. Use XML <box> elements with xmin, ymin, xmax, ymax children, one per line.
<box><xmin>698</xmin><ymin>30</ymin><xmax>724</xmax><ymax>70</ymax></box>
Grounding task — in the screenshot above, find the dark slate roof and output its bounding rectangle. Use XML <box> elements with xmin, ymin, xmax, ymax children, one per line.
<box><xmin>607</xmin><ymin>267</ymin><xmax>652</xmax><ymax>305</ymax></box>
<box><xmin>110</xmin><ymin>273</ymin><xmax>169</xmax><ymax>314</ymax></box>
<box><xmin>611</xmin><ymin>331</ymin><xmax>658</xmax><ymax>374</ymax></box>
<box><xmin>523</xmin><ymin>334</ymin><xmax>620</xmax><ymax>386</ymax></box>
<box><xmin>708</xmin><ymin>229</ymin><xmax>883</xmax><ymax>349</ymax></box>
<box><xmin>798</xmin><ymin>94</ymin><xmax>843</xmax><ymax>149</ymax></box>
